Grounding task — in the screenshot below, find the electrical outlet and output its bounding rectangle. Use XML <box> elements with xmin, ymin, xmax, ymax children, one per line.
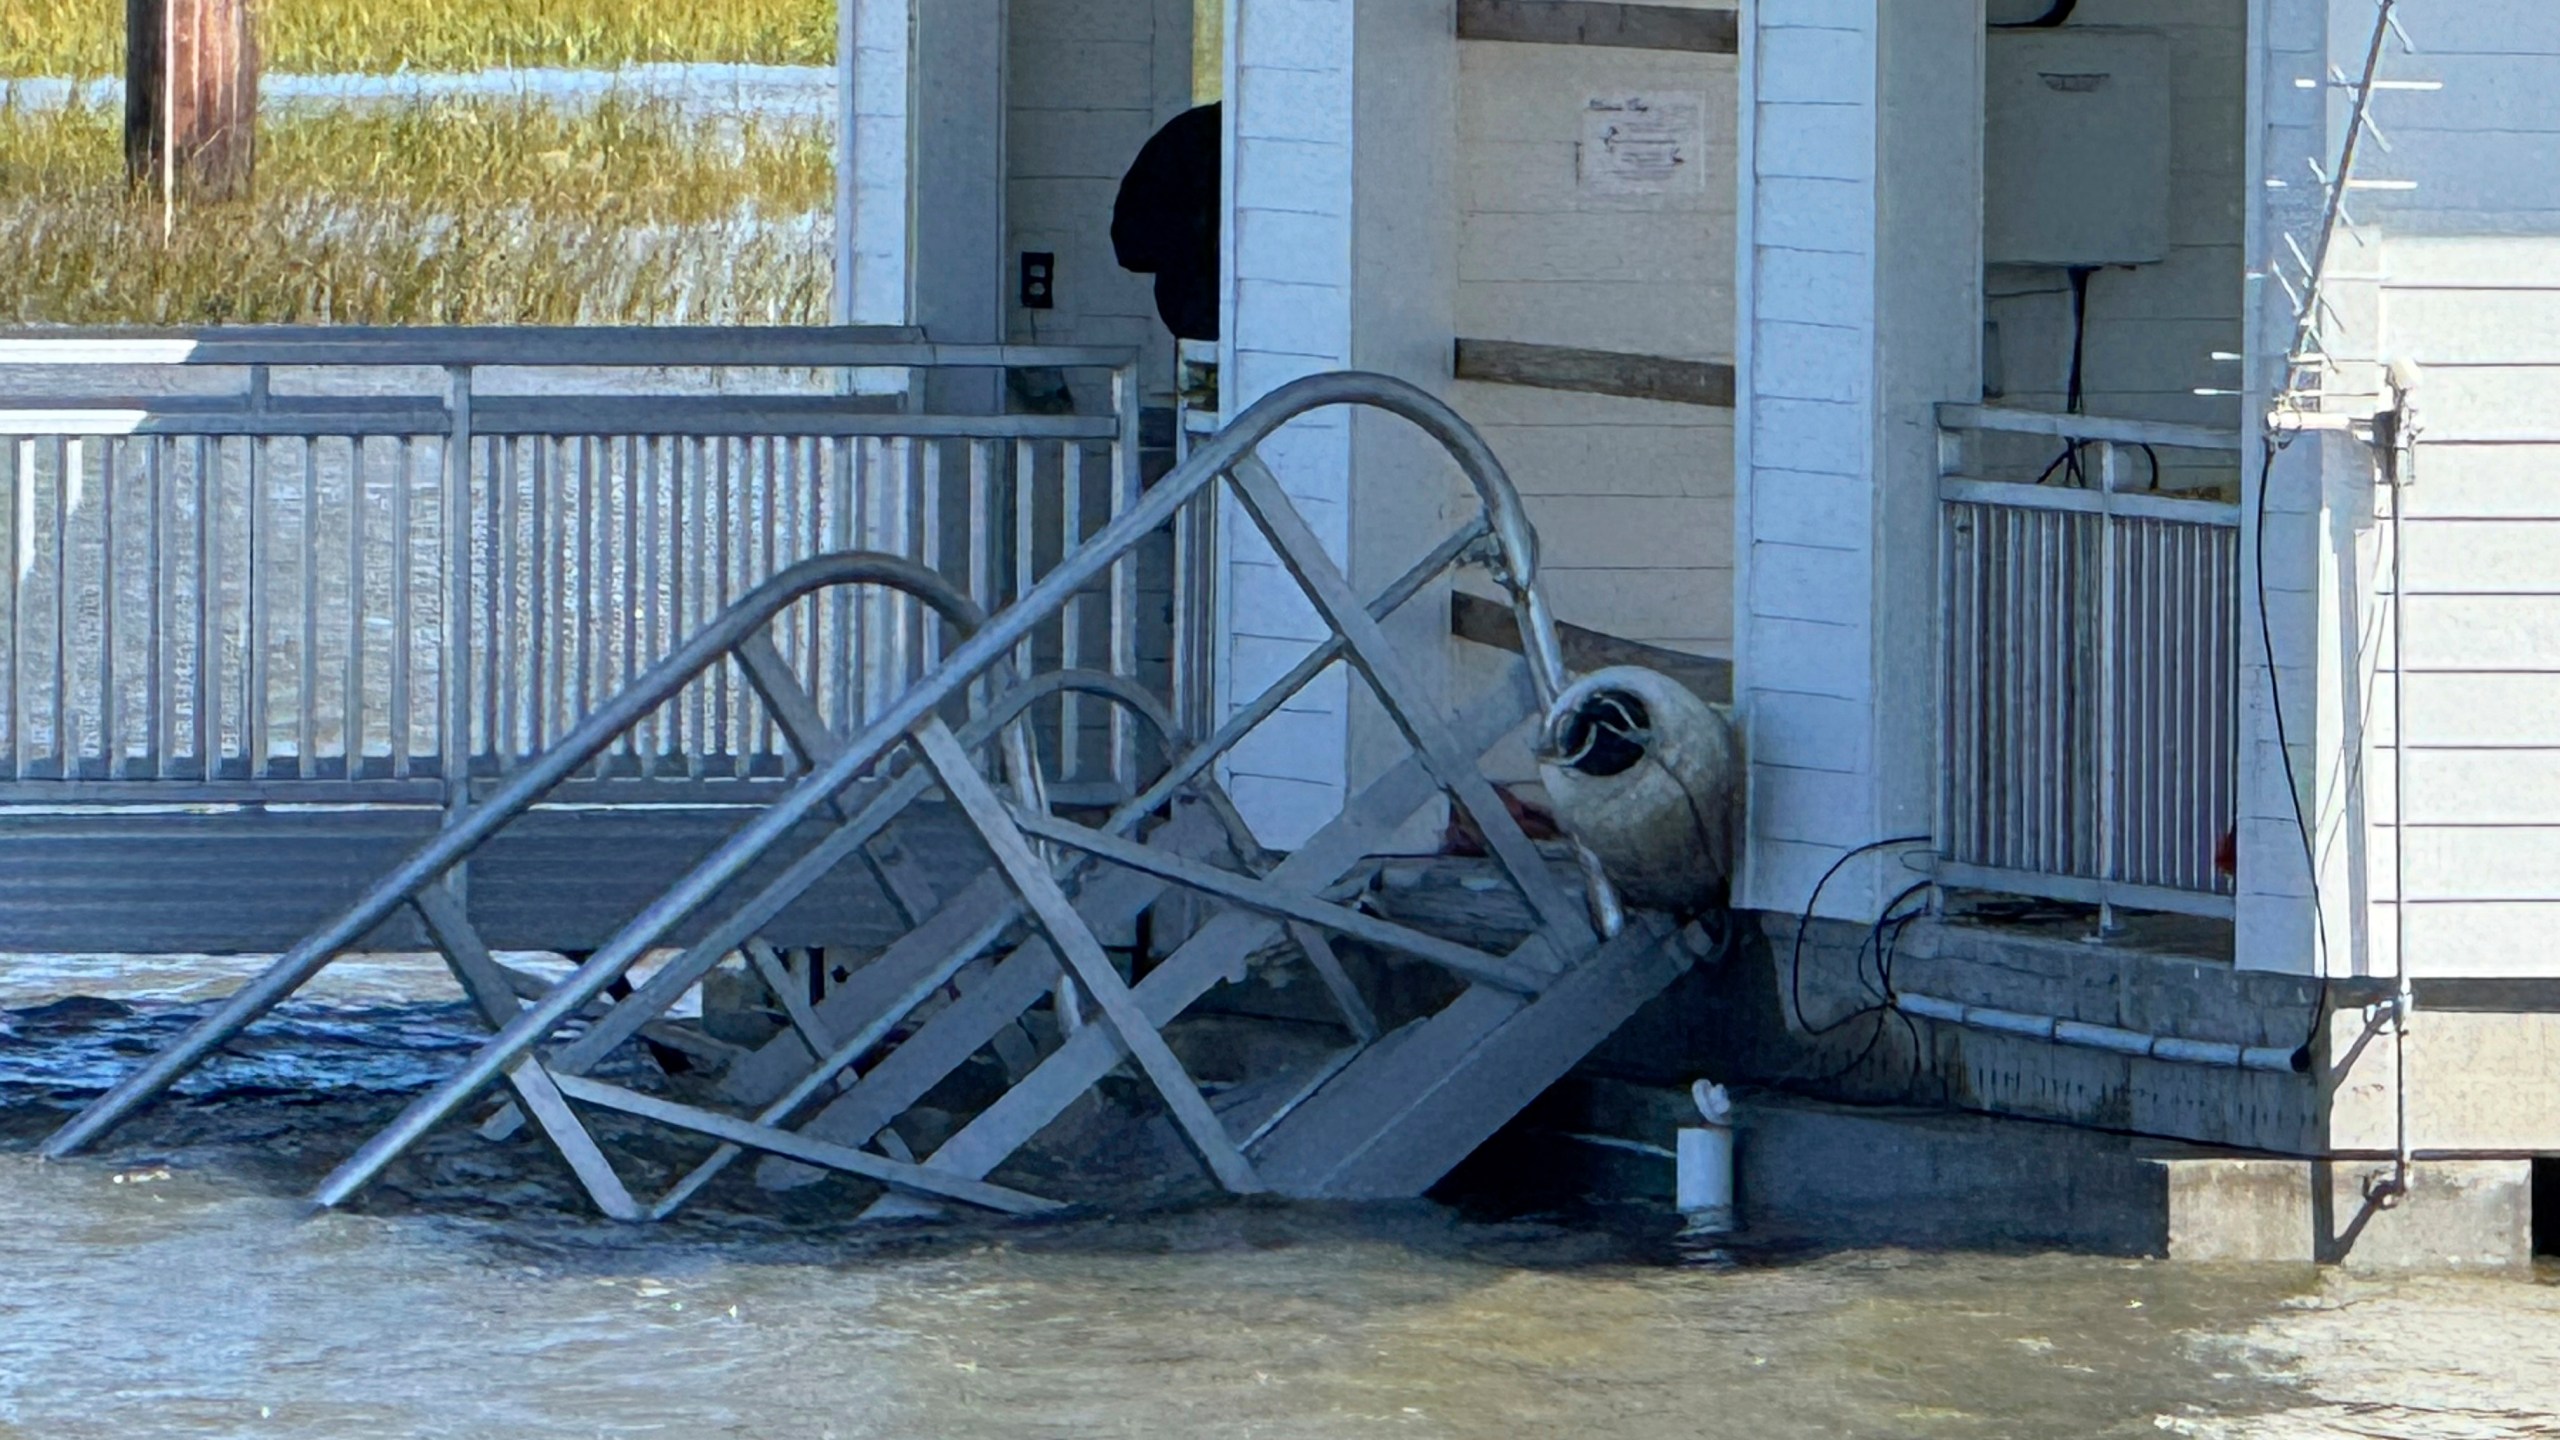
<box><xmin>1019</xmin><ymin>251</ymin><xmax>1055</xmax><ymax>310</ymax></box>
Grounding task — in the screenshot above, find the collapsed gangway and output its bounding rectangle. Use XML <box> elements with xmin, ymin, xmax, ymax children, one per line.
<box><xmin>15</xmin><ymin>342</ymin><xmax>1709</xmax><ymax>1218</ymax></box>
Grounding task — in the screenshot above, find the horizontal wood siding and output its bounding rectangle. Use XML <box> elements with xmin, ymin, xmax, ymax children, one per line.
<box><xmin>1455</xmin><ymin>30</ymin><xmax>1737</xmax><ymax>667</ymax></box>
<box><xmin>2376</xmin><ymin>226</ymin><xmax>2560</xmax><ymax>971</ymax></box>
<box><xmin>1220</xmin><ymin>0</ymin><xmax>1355</xmax><ymax>847</ymax></box>
<box><xmin>1005</xmin><ymin>0</ymin><xmax>1193</xmax><ymax>381</ymax></box>
<box><xmin>1732</xmin><ymin>0</ymin><xmax>1877</xmax><ymax>913</ymax></box>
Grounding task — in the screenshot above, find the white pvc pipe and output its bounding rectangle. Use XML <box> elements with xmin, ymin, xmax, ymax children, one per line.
<box><xmin>1677</xmin><ymin>1080</ymin><xmax>1735</xmax><ymax>1233</ymax></box>
<box><xmin>1893</xmin><ymin>992</ymin><xmax>2308</xmax><ymax>1074</ymax></box>
<box><xmin>1676</xmin><ymin>1128</ymin><xmax>1734</xmax><ymax>1232</ymax></box>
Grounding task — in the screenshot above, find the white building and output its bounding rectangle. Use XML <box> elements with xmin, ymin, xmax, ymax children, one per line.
<box><xmin>10</xmin><ymin>0</ymin><xmax>2555</xmax><ymax>1256</ymax></box>
<box><xmin>848</xmin><ymin>0</ymin><xmax>2560</xmax><ymax>1252</ymax></box>
<box><xmin>1727</xmin><ymin>0</ymin><xmax>2560</xmax><ymax>1193</ymax></box>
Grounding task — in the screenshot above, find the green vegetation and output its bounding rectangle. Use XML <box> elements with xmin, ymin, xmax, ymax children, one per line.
<box><xmin>0</xmin><ymin>97</ymin><xmax>834</xmax><ymax>325</ymax></box>
<box><xmin>1192</xmin><ymin>0</ymin><xmax>1221</xmax><ymax>102</ymax></box>
<box><xmin>2</xmin><ymin>0</ymin><xmax>832</xmax><ymax>79</ymax></box>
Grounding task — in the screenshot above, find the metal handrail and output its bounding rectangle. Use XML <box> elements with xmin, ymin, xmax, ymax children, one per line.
<box><xmin>44</xmin><ymin>371</ymin><xmax>1601</xmax><ymax>1209</ymax></box>
<box><xmin>1934</xmin><ymin>408</ymin><xmax>2243</xmax><ymax>922</ymax></box>
<box><xmin>1937</xmin><ymin>404</ymin><xmax>2245</xmax><ymax>526</ymax></box>
<box><xmin>39</xmin><ymin>551</ymin><xmax>1016</xmax><ymax>1158</ymax></box>
<box><xmin>0</xmin><ymin>399</ymin><xmax>1122</xmax><ymax>440</ymax></box>
<box><xmin>1936</xmin><ymin>402</ymin><xmax>2242</xmax><ymax>454</ymax></box>
<box><xmin>0</xmin><ymin>330</ymin><xmax>1158</xmax><ymax>798</ymax></box>
<box><xmin>460</xmin><ymin>660</ymin><xmax>1264</xmax><ymax>1106</ymax></box>
<box><xmin>284</xmin><ymin>370</ymin><xmax>1596</xmax><ymax>1203</ymax></box>
<box><xmin>549</xmin><ymin>665</ymin><xmax>1283</xmax><ymax>1217</ymax></box>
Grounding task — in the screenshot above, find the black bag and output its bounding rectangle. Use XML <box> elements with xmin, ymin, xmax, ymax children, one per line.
<box><xmin>1111</xmin><ymin>103</ymin><xmax>1222</xmax><ymax>342</ymax></box>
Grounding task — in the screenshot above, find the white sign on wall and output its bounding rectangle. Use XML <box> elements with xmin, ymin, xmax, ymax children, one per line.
<box><xmin>1579</xmin><ymin>93</ymin><xmax>1706</xmax><ymax>195</ymax></box>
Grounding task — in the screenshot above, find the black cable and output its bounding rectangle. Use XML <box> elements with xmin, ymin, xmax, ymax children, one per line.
<box><xmin>1871</xmin><ymin>881</ymin><xmax>1933</xmax><ymax>1003</ymax></box>
<box><xmin>2257</xmin><ymin>432</ymin><xmax>2334</xmax><ymax>1051</ymax></box>
<box><xmin>1801</xmin><ymin>935</ymin><xmax>1896</xmax><ymax>1079</ymax></box>
<box><xmin>1868</xmin><ymin>889</ymin><xmax>1933</xmax><ymax>1088</ymax></box>
<box><xmin>2033</xmin><ymin>439</ymin><xmax>2162</xmax><ymax>491</ymax></box>
<box><xmin>2064</xmin><ymin>266</ymin><xmax>2092</xmax><ymax>415</ymax></box>
<box><xmin>1806</xmin><ymin>882</ymin><xmax>1935</xmax><ymax>1086</ymax></box>
<box><xmin>2020</xmin><ymin>269</ymin><xmax>2162</xmax><ymax>496</ymax></box>
<box><xmin>1993</xmin><ymin>0</ymin><xmax>2078</xmax><ymax>27</ymax></box>
<box><xmin>1788</xmin><ymin>835</ymin><xmax>1931</xmax><ymax>1037</ymax></box>
<box><xmin>2062</xmin><ymin>267</ymin><xmax>2096</xmax><ymax>487</ymax></box>
<box><xmin>2028</xmin><ymin>268</ymin><xmax>2101</xmax><ymax>487</ymax></box>
<box><xmin>1880</xmin><ymin>906</ymin><xmax>1928</xmax><ymax>1086</ymax></box>
<box><xmin>1813</xmin><ymin>1000</ymin><xmax>1896</xmax><ymax>1086</ymax></box>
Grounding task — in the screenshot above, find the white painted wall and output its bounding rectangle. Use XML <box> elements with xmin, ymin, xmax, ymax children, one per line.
<box><xmin>1732</xmin><ymin>0</ymin><xmax>1986</xmax><ymax>921</ymax></box>
<box><xmin>1871</xmin><ymin>0</ymin><xmax>1988</xmax><ymax>900</ymax></box>
<box><xmin>1983</xmin><ymin>0</ymin><xmax>2247</xmax><ymax>440</ymax></box>
<box><xmin>1452</xmin><ymin>24</ymin><xmax>1739</xmax><ymax>660</ymax></box>
<box><xmin>1218</xmin><ymin>0</ymin><xmax>1357</xmax><ymax>847</ymax></box>
<box><xmin>841</xmin><ymin>0</ymin><xmax>911</xmax><ymax>328</ymax></box>
<box><xmin>916</xmin><ymin>0</ymin><xmax>1009</xmax><ymax>412</ymax></box>
<box><xmin>1344</xmin><ymin>0</ymin><xmax>1462</xmax><ymax>846</ymax></box>
<box><xmin>1733</xmin><ymin>0</ymin><xmax>1887</xmax><ymax>917</ymax></box>
<box><xmin>2235</xmin><ymin>0</ymin><xmax>2560</xmax><ymax>980</ymax></box>
<box><xmin>2228</xmin><ymin>0</ymin><xmax>2329</xmax><ymax>975</ymax></box>
<box><xmin>1725</xmin><ymin>0</ymin><xmax>2560</xmax><ymax>976</ymax></box>
<box><xmin>1004</xmin><ymin>0</ymin><xmax>1197</xmax><ymax>395</ymax></box>
<box><xmin>2341</xmin><ymin>1</ymin><xmax>2560</xmax><ymax>977</ymax></box>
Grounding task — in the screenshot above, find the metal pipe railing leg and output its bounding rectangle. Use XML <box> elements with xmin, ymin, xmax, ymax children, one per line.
<box><xmin>42</xmin><ymin>553</ymin><xmax>985</xmax><ymax>1160</ymax></box>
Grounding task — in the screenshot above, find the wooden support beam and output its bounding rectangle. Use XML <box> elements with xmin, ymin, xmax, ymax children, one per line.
<box><xmin>1451</xmin><ymin>590</ymin><xmax>1732</xmax><ymax>704</ymax></box>
<box><xmin>1453</xmin><ymin>338</ymin><xmax>1735</xmax><ymax>409</ymax></box>
<box><xmin>1456</xmin><ymin>0</ymin><xmax>1738</xmax><ymax>54</ymax></box>
<box><xmin>127</xmin><ymin>0</ymin><xmax>259</xmax><ymax>203</ymax></box>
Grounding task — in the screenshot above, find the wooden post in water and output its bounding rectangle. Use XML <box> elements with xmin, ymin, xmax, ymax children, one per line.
<box><xmin>126</xmin><ymin>0</ymin><xmax>259</xmax><ymax>204</ymax></box>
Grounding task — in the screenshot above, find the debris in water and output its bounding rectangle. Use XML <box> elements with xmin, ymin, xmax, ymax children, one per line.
<box><xmin>11</xmin><ymin>995</ymin><xmax>140</xmax><ymax>1029</ymax></box>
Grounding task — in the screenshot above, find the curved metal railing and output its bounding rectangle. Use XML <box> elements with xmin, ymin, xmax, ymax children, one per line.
<box><xmin>607</xmin><ymin>667</ymin><xmax>1286</xmax><ymax>1220</ymax></box>
<box><xmin>41</xmin><ymin>551</ymin><xmax>1033</xmax><ymax>1159</ymax></box>
<box><xmin>46</xmin><ymin>370</ymin><xmax>1619</xmax><ymax>1219</ymax></box>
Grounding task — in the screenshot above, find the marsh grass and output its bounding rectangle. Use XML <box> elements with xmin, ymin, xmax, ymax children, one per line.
<box><xmin>0</xmin><ymin>96</ymin><xmax>834</xmax><ymax>324</ymax></box>
<box><xmin>4</xmin><ymin>0</ymin><xmax>832</xmax><ymax>79</ymax></box>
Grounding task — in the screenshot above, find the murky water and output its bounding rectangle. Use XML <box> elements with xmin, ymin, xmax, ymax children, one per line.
<box><xmin>4</xmin><ymin>956</ymin><xmax>2557</xmax><ymax>1439</ymax></box>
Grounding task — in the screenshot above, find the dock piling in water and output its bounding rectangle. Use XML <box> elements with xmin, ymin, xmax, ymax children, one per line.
<box><xmin>126</xmin><ymin>0</ymin><xmax>260</xmax><ymax>204</ymax></box>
